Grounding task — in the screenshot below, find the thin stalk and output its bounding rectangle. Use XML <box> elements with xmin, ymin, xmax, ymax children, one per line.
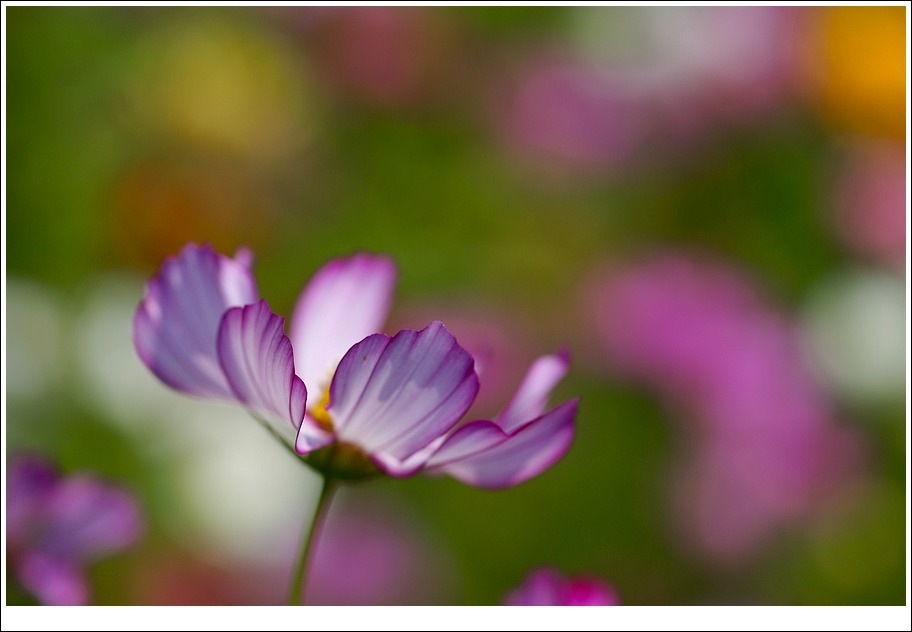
<box><xmin>287</xmin><ymin>476</ymin><xmax>337</xmax><ymax>605</ymax></box>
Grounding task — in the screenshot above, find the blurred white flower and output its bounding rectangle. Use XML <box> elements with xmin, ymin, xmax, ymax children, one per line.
<box><xmin>801</xmin><ymin>268</ymin><xmax>905</xmax><ymax>406</ymax></box>
<box><xmin>74</xmin><ymin>274</ymin><xmax>207</xmax><ymax>440</ymax></box>
<box><xmin>171</xmin><ymin>413</ymin><xmax>321</xmax><ymax>564</ymax></box>
<box><xmin>6</xmin><ymin>278</ymin><xmax>67</xmax><ymax>400</ymax></box>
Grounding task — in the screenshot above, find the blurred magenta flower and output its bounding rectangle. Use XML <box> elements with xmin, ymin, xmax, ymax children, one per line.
<box><xmin>504</xmin><ymin>568</ymin><xmax>619</xmax><ymax>606</ymax></box>
<box><xmin>6</xmin><ymin>455</ymin><xmax>143</xmax><ymax>605</ymax></box>
<box><xmin>134</xmin><ymin>244</ymin><xmax>577</xmax><ymax>488</ymax></box>
<box><xmin>588</xmin><ymin>254</ymin><xmax>862</xmax><ymax>563</ymax></box>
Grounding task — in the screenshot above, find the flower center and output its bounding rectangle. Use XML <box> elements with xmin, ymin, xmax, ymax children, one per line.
<box><xmin>309</xmin><ymin>387</ymin><xmax>334</xmax><ymax>432</ymax></box>
<box><xmin>302</xmin><ymin>372</ymin><xmax>378</xmax><ymax>481</ymax></box>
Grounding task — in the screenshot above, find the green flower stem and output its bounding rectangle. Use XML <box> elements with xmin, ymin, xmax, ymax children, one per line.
<box><xmin>287</xmin><ymin>475</ymin><xmax>338</xmax><ymax>605</ymax></box>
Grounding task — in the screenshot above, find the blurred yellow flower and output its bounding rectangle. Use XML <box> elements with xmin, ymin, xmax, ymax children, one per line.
<box><xmin>130</xmin><ymin>16</ymin><xmax>315</xmax><ymax>161</ymax></box>
<box><xmin>807</xmin><ymin>6</ymin><xmax>905</xmax><ymax>139</ymax></box>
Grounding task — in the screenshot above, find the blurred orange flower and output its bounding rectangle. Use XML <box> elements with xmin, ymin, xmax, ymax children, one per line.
<box><xmin>807</xmin><ymin>6</ymin><xmax>906</xmax><ymax>139</ymax></box>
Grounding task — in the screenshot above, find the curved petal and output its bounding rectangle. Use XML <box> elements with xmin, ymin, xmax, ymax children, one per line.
<box><xmin>289</xmin><ymin>254</ymin><xmax>396</xmax><ymax>399</ymax></box>
<box><xmin>217</xmin><ymin>301</ymin><xmax>327</xmax><ymax>450</ymax></box>
<box><xmin>295</xmin><ymin>424</ymin><xmax>336</xmax><ymax>455</ymax></box>
<box><xmin>430</xmin><ymin>399</ymin><xmax>578</xmax><ymax>489</ymax></box>
<box><xmin>133</xmin><ymin>244</ymin><xmax>258</xmax><ymax>399</ymax></box>
<box><xmin>328</xmin><ymin>322</ymin><xmax>479</xmax><ymax>468</ymax></box>
<box><xmin>370</xmin><ymin>434</ymin><xmax>449</xmax><ymax>478</ymax></box>
<box><xmin>40</xmin><ymin>475</ymin><xmax>143</xmax><ymax>561</ymax></box>
<box><xmin>423</xmin><ymin>421</ymin><xmax>506</xmax><ymax>469</ymax></box>
<box><xmin>496</xmin><ymin>350</ymin><xmax>569</xmax><ymax>433</ymax></box>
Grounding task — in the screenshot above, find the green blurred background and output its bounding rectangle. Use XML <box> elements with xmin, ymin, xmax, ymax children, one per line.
<box><xmin>5</xmin><ymin>6</ymin><xmax>906</xmax><ymax>605</ymax></box>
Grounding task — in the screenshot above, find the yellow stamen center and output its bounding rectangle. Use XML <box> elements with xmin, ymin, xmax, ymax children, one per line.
<box><xmin>309</xmin><ymin>387</ymin><xmax>334</xmax><ymax>432</ymax></box>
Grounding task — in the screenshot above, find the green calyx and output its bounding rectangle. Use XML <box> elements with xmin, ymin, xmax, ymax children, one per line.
<box><xmin>304</xmin><ymin>442</ymin><xmax>382</xmax><ymax>482</ymax></box>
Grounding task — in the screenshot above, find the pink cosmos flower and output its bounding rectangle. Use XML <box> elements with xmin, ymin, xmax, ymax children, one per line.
<box><xmin>504</xmin><ymin>568</ymin><xmax>619</xmax><ymax>606</ymax></box>
<box><xmin>6</xmin><ymin>455</ymin><xmax>143</xmax><ymax>605</ymax></box>
<box><xmin>134</xmin><ymin>243</ymin><xmax>577</xmax><ymax>488</ymax></box>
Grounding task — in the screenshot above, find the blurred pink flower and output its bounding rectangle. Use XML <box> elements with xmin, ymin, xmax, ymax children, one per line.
<box><xmin>135</xmin><ymin>244</ymin><xmax>577</xmax><ymax>489</ymax></box>
<box><xmin>6</xmin><ymin>455</ymin><xmax>143</xmax><ymax>605</ymax></box>
<box><xmin>305</xmin><ymin>497</ymin><xmax>451</xmax><ymax>605</ymax></box>
<box><xmin>292</xmin><ymin>7</ymin><xmax>450</xmax><ymax>108</ymax></box>
<box><xmin>588</xmin><ymin>254</ymin><xmax>862</xmax><ymax>563</ymax></box>
<box><xmin>495</xmin><ymin>57</ymin><xmax>645</xmax><ymax>172</ymax></box>
<box><xmin>494</xmin><ymin>8</ymin><xmax>806</xmax><ymax>173</ymax></box>
<box><xmin>505</xmin><ymin>568</ymin><xmax>619</xmax><ymax>606</ymax></box>
<box><xmin>832</xmin><ymin>140</ymin><xmax>906</xmax><ymax>269</ymax></box>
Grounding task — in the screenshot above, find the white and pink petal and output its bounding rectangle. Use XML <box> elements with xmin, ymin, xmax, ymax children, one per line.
<box><xmin>217</xmin><ymin>301</ymin><xmax>326</xmax><ymax>450</ymax></box>
<box><xmin>422</xmin><ymin>421</ymin><xmax>507</xmax><ymax>469</ymax></box>
<box><xmin>429</xmin><ymin>399</ymin><xmax>578</xmax><ymax>489</ymax></box>
<box><xmin>328</xmin><ymin>321</ymin><xmax>479</xmax><ymax>470</ymax></box>
<box><xmin>290</xmin><ymin>254</ymin><xmax>396</xmax><ymax>399</ymax></box>
<box><xmin>133</xmin><ymin>244</ymin><xmax>258</xmax><ymax>399</ymax></box>
<box><xmin>496</xmin><ymin>350</ymin><xmax>569</xmax><ymax>433</ymax></box>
